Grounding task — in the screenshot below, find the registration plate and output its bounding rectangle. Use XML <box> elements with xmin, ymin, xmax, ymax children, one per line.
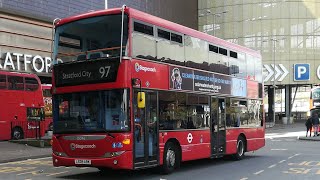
<box><xmin>75</xmin><ymin>159</ymin><xmax>91</xmax><ymax>165</ymax></box>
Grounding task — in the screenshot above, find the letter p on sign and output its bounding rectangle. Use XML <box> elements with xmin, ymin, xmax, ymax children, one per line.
<box><xmin>294</xmin><ymin>64</ymin><xmax>310</xmax><ymax>81</ymax></box>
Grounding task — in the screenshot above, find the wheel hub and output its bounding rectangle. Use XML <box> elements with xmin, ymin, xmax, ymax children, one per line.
<box><xmin>237</xmin><ymin>140</ymin><xmax>244</xmax><ymax>156</ymax></box>
<box><xmin>166</xmin><ymin>149</ymin><xmax>175</xmax><ymax>167</ymax></box>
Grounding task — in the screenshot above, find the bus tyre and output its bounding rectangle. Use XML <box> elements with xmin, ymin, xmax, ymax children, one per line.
<box><xmin>162</xmin><ymin>142</ymin><xmax>178</xmax><ymax>174</ymax></box>
<box><xmin>12</xmin><ymin>127</ymin><xmax>24</xmax><ymax>140</ymax></box>
<box><xmin>233</xmin><ymin>136</ymin><xmax>245</xmax><ymax>160</ymax></box>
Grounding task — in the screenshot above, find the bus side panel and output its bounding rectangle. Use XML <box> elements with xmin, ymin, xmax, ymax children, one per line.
<box><xmin>159</xmin><ymin>130</ymin><xmax>211</xmax><ymax>164</ymax></box>
<box><xmin>225</xmin><ymin>129</ymin><xmax>238</xmax><ymax>155</ymax></box>
<box><xmin>0</xmin><ymin>91</ymin><xmax>11</xmax><ymax>140</ymax></box>
<box><xmin>248</xmin><ymin>127</ymin><xmax>265</xmax><ymax>152</ymax></box>
<box><xmin>226</xmin><ymin>127</ymin><xmax>265</xmax><ymax>155</ymax></box>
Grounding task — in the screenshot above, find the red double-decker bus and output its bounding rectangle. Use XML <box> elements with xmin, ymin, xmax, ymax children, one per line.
<box><xmin>0</xmin><ymin>71</ymin><xmax>49</xmax><ymax>140</ymax></box>
<box><xmin>51</xmin><ymin>6</ymin><xmax>265</xmax><ymax>173</ymax></box>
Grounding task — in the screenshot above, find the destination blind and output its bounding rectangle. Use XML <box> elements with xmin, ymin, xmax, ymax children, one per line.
<box><xmin>54</xmin><ymin>58</ymin><xmax>120</xmax><ymax>87</ymax></box>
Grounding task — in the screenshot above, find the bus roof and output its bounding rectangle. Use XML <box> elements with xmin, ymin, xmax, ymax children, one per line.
<box><xmin>56</xmin><ymin>7</ymin><xmax>261</xmax><ymax>58</ymax></box>
<box><xmin>0</xmin><ymin>70</ymin><xmax>40</xmax><ymax>79</ymax></box>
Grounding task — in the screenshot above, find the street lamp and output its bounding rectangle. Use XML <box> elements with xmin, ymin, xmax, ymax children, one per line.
<box><xmin>271</xmin><ymin>37</ymin><xmax>286</xmax><ymax>125</ymax></box>
<box><xmin>210</xmin><ymin>10</ymin><xmax>228</xmax><ymax>37</ymax></box>
<box><xmin>199</xmin><ymin>10</ymin><xmax>228</xmax><ymax>36</ymax></box>
<box><xmin>263</xmin><ymin>37</ymin><xmax>286</xmax><ymax>125</ymax></box>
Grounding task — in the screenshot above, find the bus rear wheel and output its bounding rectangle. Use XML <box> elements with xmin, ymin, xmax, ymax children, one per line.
<box><xmin>233</xmin><ymin>136</ymin><xmax>245</xmax><ymax>160</ymax></box>
<box><xmin>12</xmin><ymin>127</ymin><xmax>24</xmax><ymax>140</ymax></box>
<box><xmin>161</xmin><ymin>142</ymin><xmax>178</xmax><ymax>174</ymax></box>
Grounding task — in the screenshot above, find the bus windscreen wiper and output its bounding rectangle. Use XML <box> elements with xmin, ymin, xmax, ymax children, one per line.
<box><xmin>96</xmin><ymin>128</ymin><xmax>115</xmax><ymax>138</ymax></box>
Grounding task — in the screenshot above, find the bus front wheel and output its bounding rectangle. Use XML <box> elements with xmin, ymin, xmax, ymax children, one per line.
<box><xmin>12</xmin><ymin>127</ymin><xmax>24</xmax><ymax>140</ymax></box>
<box><xmin>162</xmin><ymin>142</ymin><xmax>178</xmax><ymax>174</ymax></box>
<box><xmin>233</xmin><ymin>136</ymin><xmax>246</xmax><ymax>160</ymax></box>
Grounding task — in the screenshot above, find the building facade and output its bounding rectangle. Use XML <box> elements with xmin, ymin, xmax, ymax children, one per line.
<box><xmin>107</xmin><ymin>0</ymin><xmax>198</xmax><ymax>30</ymax></box>
<box><xmin>0</xmin><ymin>0</ymin><xmax>104</xmax><ymax>20</ymax></box>
<box><xmin>198</xmin><ymin>0</ymin><xmax>320</xmax><ymax>122</ymax></box>
<box><xmin>0</xmin><ymin>0</ymin><xmax>105</xmax><ymax>83</ymax></box>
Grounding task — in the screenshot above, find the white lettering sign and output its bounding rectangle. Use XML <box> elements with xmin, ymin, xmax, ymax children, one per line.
<box><xmin>4</xmin><ymin>53</ymin><xmax>15</xmax><ymax>70</ymax></box>
<box><xmin>32</xmin><ymin>55</ymin><xmax>44</xmax><ymax>73</ymax></box>
<box><xmin>13</xmin><ymin>53</ymin><xmax>23</xmax><ymax>70</ymax></box>
<box><xmin>317</xmin><ymin>65</ymin><xmax>320</xmax><ymax>80</ymax></box>
<box><xmin>297</xmin><ymin>66</ymin><xmax>307</xmax><ymax>78</ymax></box>
<box><xmin>62</xmin><ymin>71</ymin><xmax>92</xmax><ymax>79</ymax></box>
<box><xmin>0</xmin><ymin>52</ymin><xmax>58</xmax><ymax>74</ymax></box>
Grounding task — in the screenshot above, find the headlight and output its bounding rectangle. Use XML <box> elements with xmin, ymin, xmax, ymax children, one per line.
<box><xmin>103</xmin><ymin>151</ymin><xmax>125</xmax><ymax>158</ymax></box>
<box><xmin>53</xmin><ymin>151</ymin><xmax>68</xmax><ymax>157</ymax></box>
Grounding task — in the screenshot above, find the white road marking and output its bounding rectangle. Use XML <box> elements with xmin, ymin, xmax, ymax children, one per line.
<box><xmin>271</xmin><ymin>149</ymin><xmax>287</xmax><ymax>151</ymax></box>
<box><xmin>279</xmin><ymin>160</ymin><xmax>286</xmax><ymax>163</ymax></box>
<box><xmin>254</xmin><ymin>170</ymin><xmax>264</xmax><ymax>175</ymax></box>
<box><xmin>288</xmin><ymin>153</ymin><xmax>300</xmax><ymax>159</ymax></box>
<box><xmin>268</xmin><ymin>164</ymin><xmax>277</xmax><ymax>168</ymax></box>
<box><xmin>80</xmin><ymin>167</ymin><xmax>90</xmax><ymax>170</ymax></box>
<box><xmin>240</xmin><ymin>178</ymin><xmax>248</xmax><ymax>180</ymax></box>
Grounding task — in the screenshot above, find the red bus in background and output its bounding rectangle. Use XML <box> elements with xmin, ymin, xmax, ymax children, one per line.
<box><xmin>310</xmin><ymin>86</ymin><xmax>320</xmax><ymax>110</ymax></box>
<box><xmin>0</xmin><ymin>71</ymin><xmax>48</xmax><ymax>140</ymax></box>
<box><xmin>51</xmin><ymin>7</ymin><xmax>265</xmax><ymax>174</ymax></box>
<box><xmin>42</xmin><ymin>84</ymin><xmax>53</xmax><ymax>132</ymax></box>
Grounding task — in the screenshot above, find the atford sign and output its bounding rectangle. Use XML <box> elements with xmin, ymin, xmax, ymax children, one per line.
<box><xmin>0</xmin><ymin>52</ymin><xmax>61</xmax><ymax>74</ymax></box>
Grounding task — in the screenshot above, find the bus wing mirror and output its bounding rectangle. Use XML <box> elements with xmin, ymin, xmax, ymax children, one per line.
<box><xmin>137</xmin><ymin>92</ymin><xmax>145</xmax><ymax>109</ymax></box>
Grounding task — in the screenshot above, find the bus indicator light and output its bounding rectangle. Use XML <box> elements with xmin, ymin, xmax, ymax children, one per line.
<box><xmin>122</xmin><ymin>139</ymin><xmax>130</xmax><ymax>145</ymax></box>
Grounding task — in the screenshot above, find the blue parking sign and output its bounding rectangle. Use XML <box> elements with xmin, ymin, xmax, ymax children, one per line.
<box><xmin>294</xmin><ymin>64</ymin><xmax>310</xmax><ymax>81</ymax></box>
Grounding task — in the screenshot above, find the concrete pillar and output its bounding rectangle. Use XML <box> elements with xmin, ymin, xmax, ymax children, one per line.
<box><xmin>285</xmin><ymin>85</ymin><xmax>292</xmax><ymax>118</ymax></box>
<box><xmin>268</xmin><ymin>86</ymin><xmax>274</xmax><ymax>123</ymax></box>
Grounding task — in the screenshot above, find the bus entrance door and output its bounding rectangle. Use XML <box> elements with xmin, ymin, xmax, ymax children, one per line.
<box><xmin>211</xmin><ymin>97</ymin><xmax>226</xmax><ymax>157</ymax></box>
<box><xmin>133</xmin><ymin>91</ymin><xmax>158</xmax><ymax>169</ymax></box>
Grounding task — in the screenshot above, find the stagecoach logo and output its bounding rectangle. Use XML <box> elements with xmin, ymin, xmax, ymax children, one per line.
<box><xmin>70</xmin><ymin>143</ymin><xmax>76</xmax><ymax>150</ymax></box>
<box><xmin>70</xmin><ymin>143</ymin><xmax>96</xmax><ymax>151</ymax></box>
<box><xmin>187</xmin><ymin>133</ymin><xmax>193</xmax><ymax>143</ymax></box>
<box><xmin>134</xmin><ymin>63</ymin><xmax>156</xmax><ymax>73</ymax></box>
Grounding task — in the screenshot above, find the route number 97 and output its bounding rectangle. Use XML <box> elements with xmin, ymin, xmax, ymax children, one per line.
<box><xmin>99</xmin><ymin>66</ymin><xmax>110</xmax><ymax>78</ymax></box>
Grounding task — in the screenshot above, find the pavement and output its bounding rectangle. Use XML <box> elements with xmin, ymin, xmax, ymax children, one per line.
<box><xmin>0</xmin><ymin>141</ymin><xmax>52</xmax><ymax>163</ymax></box>
<box><xmin>0</xmin><ymin>122</ymin><xmax>318</xmax><ymax>164</ymax></box>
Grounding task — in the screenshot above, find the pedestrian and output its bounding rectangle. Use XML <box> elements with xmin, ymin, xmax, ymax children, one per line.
<box><xmin>311</xmin><ymin>112</ymin><xmax>319</xmax><ymax>137</ymax></box>
<box><xmin>305</xmin><ymin>116</ymin><xmax>313</xmax><ymax>137</ymax></box>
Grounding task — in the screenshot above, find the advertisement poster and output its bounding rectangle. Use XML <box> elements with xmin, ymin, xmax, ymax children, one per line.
<box><xmin>247</xmin><ymin>81</ymin><xmax>259</xmax><ymax>99</ymax></box>
<box><xmin>169</xmin><ymin>66</ymin><xmax>231</xmax><ymax>95</ymax></box>
<box><xmin>231</xmin><ymin>78</ymin><xmax>247</xmax><ymax>97</ymax></box>
<box><xmin>169</xmin><ymin>66</ymin><xmax>193</xmax><ymax>91</ymax></box>
<box><xmin>43</xmin><ymin>97</ymin><xmax>52</xmax><ymax>118</ymax></box>
<box><xmin>212</xmin><ymin>74</ymin><xmax>231</xmax><ymax>94</ymax></box>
